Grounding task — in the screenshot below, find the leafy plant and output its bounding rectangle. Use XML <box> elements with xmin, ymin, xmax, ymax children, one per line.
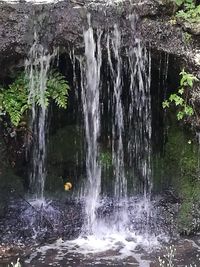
<box><xmin>173</xmin><ymin>0</ymin><xmax>200</xmax><ymax>23</ymax></box>
<box><xmin>47</xmin><ymin>72</ymin><xmax>69</xmax><ymax>109</ymax></box>
<box><xmin>162</xmin><ymin>70</ymin><xmax>199</xmax><ymax>120</ymax></box>
<box><xmin>0</xmin><ymin>74</ymin><xmax>29</xmax><ymax>126</ymax></box>
<box><xmin>176</xmin><ymin>5</ymin><xmax>200</xmax><ymax>23</ymax></box>
<box><xmin>0</xmin><ymin>71</ymin><xmax>69</xmax><ymax>126</ymax></box>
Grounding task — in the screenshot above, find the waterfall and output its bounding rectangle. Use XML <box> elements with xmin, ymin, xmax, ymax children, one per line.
<box><xmin>25</xmin><ymin>33</ymin><xmax>57</xmax><ymax>199</ymax></box>
<box><xmin>79</xmin><ymin>14</ymin><xmax>152</xmax><ymax>236</ymax></box>
<box><xmin>80</xmin><ymin>15</ymin><xmax>102</xmax><ymax>232</ymax></box>
<box><xmin>17</xmin><ymin>15</ymin><xmax>166</xmax><ymax>265</ymax></box>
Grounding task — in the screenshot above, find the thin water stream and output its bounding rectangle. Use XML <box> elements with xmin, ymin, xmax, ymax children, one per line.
<box><xmin>80</xmin><ymin>16</ymin><xmax>102</xmax><ymax>232</ymax></box>
<box><xmin>25</xmin><ymin>33</ymin><xmax>57</xmax><ymax>200</ymax></box>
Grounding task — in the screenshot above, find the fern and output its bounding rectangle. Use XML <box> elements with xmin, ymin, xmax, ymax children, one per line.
<box><xmin>0</xmin><ymin>71</ymin><xmax>69</xmax><ymax>126</ymax></box>
<box><xmin>47</xmin><ymin>71</ymin><xmax>69</xmax><ymax>109</ymax></box>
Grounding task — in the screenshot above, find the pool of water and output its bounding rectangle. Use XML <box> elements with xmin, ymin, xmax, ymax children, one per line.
<box><xmin>1</xmin><ymin>237</ymin><xmax>200</xmax><ymax>267</ymax></box>
<box><xmin>0</xmin><ymin>197</ymin><xmax>200</xmax><ymax>267</ymax></box>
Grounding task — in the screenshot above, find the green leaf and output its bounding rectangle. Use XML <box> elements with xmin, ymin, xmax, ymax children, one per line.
<box><xmin>178</xmin><ymin>88</ymin><xmax>184</xmax><ymax>95</ymax></box>
<box><xmin>174</xmin><ymin>0</ymin><xmax>184</xmax><ymax>6</ymax></box>
<box><xmin>162</xmin><ymin>100</ymin><xmax>170</xmax><ymax>108</ymax></box>
<box><xmin>184</xmin><ymin>105</ymin><xmax>194</xmax><ymax>116</ymax></box>
<box><xmin>0</xmin><ymin>71</ymin><xmax>70</xmax><ymax>127</ymax></box>
<box><xmin>177</xmin><ymin>111</ymin><xmax>184</xmax><ymax>120</ymax></box>
<box><xmin>169</xmin><ymin>94</ymin><xmax>177</xmax><ymax>102</ymax></box>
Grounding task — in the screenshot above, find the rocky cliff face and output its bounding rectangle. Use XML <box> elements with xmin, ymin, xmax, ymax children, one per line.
<box><xmin>0</xmin><ymin>0</ymin><xmax>199</xmax><ymax>77</ymax></box>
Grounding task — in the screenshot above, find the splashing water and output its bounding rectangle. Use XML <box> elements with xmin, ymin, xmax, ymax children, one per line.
<box><xmin>25</xmin><ymin>32</ymin><xmax>57</xmax><ymax>199</ymax></box>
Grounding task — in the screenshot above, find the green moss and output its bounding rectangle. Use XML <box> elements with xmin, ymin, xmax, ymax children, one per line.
<box><xmin>99</xmin><ymin>150</ymin><xmax>112</xmax><ymax>168</ymax></box>
<box><xmin>164</xmin><ymin>126</ymin><xmax>198</xmax><ymax>183</ymax></box>
<box><xmin>153</xmin><ymin>123</ymin><xmax>200</xmax><ymax>234</ymax></box>
<box><xmin>177</xmin><ymin>200</ymin><xmax>193</xmax><ymax>234</ymax></box>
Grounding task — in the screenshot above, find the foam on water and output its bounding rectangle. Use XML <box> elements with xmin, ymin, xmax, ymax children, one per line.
<box><xmin>71</xmin><ymin>231</ymin><xmax>161</xmax><ymax>254</ymax></box>
<box><xmin>25</xmin><ymin>228</ymin><xmax>164</xmax><ymax>266</ymax></box>
<box><xmin>24</xmin><ymin>196</ymin><xmax>169</xmax><ymax>266</ymax></box>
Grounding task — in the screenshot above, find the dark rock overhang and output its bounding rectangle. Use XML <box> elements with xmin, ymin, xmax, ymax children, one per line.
<box><xmin>0</xmin><ymin>0</ymin><xmax>199</xmax><ymax>76</ymax></box>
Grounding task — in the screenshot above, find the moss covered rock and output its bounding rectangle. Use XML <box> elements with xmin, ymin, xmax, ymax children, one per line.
<box><xmin>153</xmin><ymin>123</ymin><xmax>200</xmax><ymax>235</ymax></box>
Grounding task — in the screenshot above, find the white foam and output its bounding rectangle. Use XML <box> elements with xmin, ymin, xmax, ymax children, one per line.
<box><xmin>25</xmin><ymin>228</ymin><xmax>166</xmax><ymax>267</ymax></box>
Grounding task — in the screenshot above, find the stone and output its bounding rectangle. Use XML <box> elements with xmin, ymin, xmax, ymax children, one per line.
<box><xmin>0</xmin><ymin>0</ymin><xmax>199</xmax><ymax>79</ymax></box>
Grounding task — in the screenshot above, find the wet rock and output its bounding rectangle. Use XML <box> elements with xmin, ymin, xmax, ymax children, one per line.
<box><xmin>153</xmin><ymin>126</ymin><xmax>200</xmax><ymax>236</ymax></box>
<box><xmin>181</xmin><ymin>21</ymin><xmax>200</xmax><ymax>36</ymax></box>
<box><xmin>0</xmin><ymin>198</ymin><xmax>7</xmax><ymax>219</ymax></box>
<box><xmin>0</xmin><ymin>135</ymin><xmax>25</xmax><ymax>218</ymax></box>
<box><xmin>0</xmin><ymin>0</ymin><xmax>199</xmax><ymax>79</ymax></box>
<box><xmin>0</xmin><ymin>197</ymin><xmax>83</xmax><ymax>247</ymax></box>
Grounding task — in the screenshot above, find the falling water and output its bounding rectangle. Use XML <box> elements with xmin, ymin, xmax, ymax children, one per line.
<box><xmin>127</xmin><ymin>18</ymin><xmax>152</xmax><ymax>198</ymax></box>
<box><xmin>80</xmin><ymin>16</ymin><xmax>102</xmax><ymax>232</ymax></box>
<box><xmin>107</xmin><ymin>25</ymin><xmax>126</xmax><ymax>200</ymax></box>
<box><xmin>25</xmin><ymin>33</ymin><xmax>57</xmax><ymax>199</ymax></box>
<box><xmin>106</xmin><ymin>25</ymin><xmax>128</xmax><ymax>230</ymax></box>
<box><xmin>79</xmin><ymin>14</ymin><xmax>153</xmax><ymax>237</ymax></box>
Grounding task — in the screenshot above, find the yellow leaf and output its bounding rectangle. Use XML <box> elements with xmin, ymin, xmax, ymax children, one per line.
<box><xmin>64</xmin><ymin>182</ymin><xmax>72</xmax><ymax>191</ymax></box>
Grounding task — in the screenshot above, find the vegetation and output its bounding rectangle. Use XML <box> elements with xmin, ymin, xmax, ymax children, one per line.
<box><xmin>163</xmin><ymin>70</ymin><xmax>199</xmax><ymax>121</ymax></box>
<box><xmin>161</xmin><ymin>70</ymin><xmax>200</xmax><ymax>235</ymax></box>
<box><xmin>0</xmin><ymin>71</ymin><xmax>69</xmax><ymax>126</ymax></box>
<box><xmin>154</xmin><ymin>124</ymin><xmax>200</xmax><ymax>234</ymax></box>
<box><xmin>99</xmin><ymin>151</ymin><xmax>112</xmax><ymax>167</ymax></box>
<box><xmin>173</xmin><ymin>0</ymin><xmax>200</xmax><ymax>23</ymax></box>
